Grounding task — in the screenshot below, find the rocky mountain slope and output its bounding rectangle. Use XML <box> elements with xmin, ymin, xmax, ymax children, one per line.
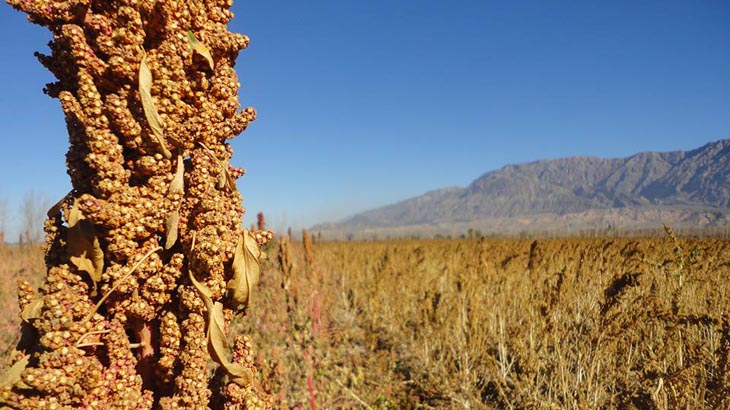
<box><xmin>315</xmin><ymin>139</ymin><xmax>730</xmax><ymax>237</ymax></box>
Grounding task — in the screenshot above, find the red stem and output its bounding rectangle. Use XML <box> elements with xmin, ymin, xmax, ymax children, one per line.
<box><xmin>303</xmin><ymin>349</ymin><xmax>316</xmax><ymax>410</ymax></box>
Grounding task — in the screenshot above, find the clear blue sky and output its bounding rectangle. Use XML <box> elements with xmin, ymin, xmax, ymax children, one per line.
<box><xmin>1</xmin><ymin>0</ymin><xmax>729</xmax><ymax>237</ymax></box>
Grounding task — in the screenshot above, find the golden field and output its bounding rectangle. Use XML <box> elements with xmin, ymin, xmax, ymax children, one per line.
<box><xmin>3</xmin><ymin>232</ymin><xmax>730</xmax><ymax>409</ymax></box>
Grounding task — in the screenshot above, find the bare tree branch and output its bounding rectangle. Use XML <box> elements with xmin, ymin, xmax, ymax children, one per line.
<box><xmin>19</xmin><ymin>191</ymin><xmax>49</xmax><ymax>245</ymax></box>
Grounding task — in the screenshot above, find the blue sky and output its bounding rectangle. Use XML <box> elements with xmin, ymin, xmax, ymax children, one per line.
<box><xmin>1</xmin><ymin>0</ymin><xmax>729</xmax><ymax>237</ymax></box>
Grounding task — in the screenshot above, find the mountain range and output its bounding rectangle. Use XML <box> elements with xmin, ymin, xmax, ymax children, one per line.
<box><xmin>314</xmin><ymin>139</ymin><xmax>730</xmax><ymax>238</ymax></box>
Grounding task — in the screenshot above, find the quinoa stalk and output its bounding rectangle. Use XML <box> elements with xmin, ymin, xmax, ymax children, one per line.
<box><xmin>2</xmin><ymin>0</ymin><xmax>272</xmax><ymax>408</ymax></box>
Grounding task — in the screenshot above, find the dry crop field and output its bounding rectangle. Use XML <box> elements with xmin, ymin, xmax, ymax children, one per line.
<box><xmin>3</xmin><ymin>232</ymin><xmax>730</xmax><ymax>409</ymax></box>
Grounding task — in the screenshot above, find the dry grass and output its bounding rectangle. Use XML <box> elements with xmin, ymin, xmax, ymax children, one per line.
<box><xmin>0</xmin><ymin>244</ymin><xmax>44</xmax><ymax>369</ymax></box>
<box><xmin>4</xmin><ymin>234</ymin><xmax>730</xmax><ymax>408</ymax></box>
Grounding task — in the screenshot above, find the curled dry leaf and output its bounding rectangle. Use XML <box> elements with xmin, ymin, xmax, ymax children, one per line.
<box><xmin>209</xmin><ymin>302</ymin><xmax>252</xmax><ymax>386</ymax></box>
<box><xmin>168</xmin><ymin>155</ymin><xmax>185</xmax><ymax>195</ymax></box>
<box><xmin>188</xmin><ymin>269</ymin><xmax>253</xmax><ymax>387</ymax></box>
<box><xmin>198</xmin><ymin>142</ymin><xmax>237</xmax><ymax>192</ymax></box>
<box><xmin>0</xmin><ymin>354</ymin><xmax>30</xmax><ymax>394</ymax></box>
<box><xmin>216</xmin><ymin>167</ymin><xmax>226</xmax><ymax>190</ymax></box>
<box><xmin>66</xmin><ymin>200</ymin><xmax>104</xmax><ymax>290</ymax></box>
<box><xmin>165</xmin><ymin>156</ymin><xmax>184</xmax><ymax>249</ymax></box>
<box><xmin>139</xmin><ymin>53</ymin><xmax>172</xmax><ymax>159</ymax></box>
<box><xmin>21</xmin><ymin>298</ymin><xmax>44</xmax><ymax>322</ymax></box>
<box><xmin>47</xmin><ymin>190</ymin><xmax>71</xmax><ymax>218</ymax></box>
<box><xmin>187</xmin><ymin>30</ymin><xmax>214</xmax><ymax>70</ymax></box>
<box><xmin>218</xmin><ymin>159</ymin><xmax>237</xmax><ymax>192</ymax></box>
<box><xmin>227</xmin><ymin>230</ymin><xmax>262</xmax><ymax>312</ymax></box>
<box><xmin>164</xmin><ymin>210</ymin><xmax>180</xmax><ymax>250</ymax></box>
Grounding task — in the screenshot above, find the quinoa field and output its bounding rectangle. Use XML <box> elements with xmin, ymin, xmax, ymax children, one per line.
<box><xmin>3</xmin><ymin>232</ymin><xmax>730</xmax><ymax>409</ymax></box>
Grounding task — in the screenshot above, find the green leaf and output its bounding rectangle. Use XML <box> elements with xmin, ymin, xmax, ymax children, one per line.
<box><xmin>226</xmin><ymin>230</ymin><xmax>262</xmax><ymax>312</ymax></box>
<box><xmin>187</xmin><ymin>30</ymin><xmax>214</xmax><ymax>70</ymax></box>
<box><xmin>188</xmin><ymin>269</ymin><xmax>253</xmax><ymax>387</ymax></box>
<box><xmin>139</xmin><ymin>53</ymin><xmax>172</xmax><ymax>159</ymax></box>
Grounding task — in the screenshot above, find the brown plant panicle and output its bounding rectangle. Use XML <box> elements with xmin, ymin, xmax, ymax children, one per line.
<box><xmin>277</xmin><ymin>237</ymin><xmax>293</xmax><ymax>292</ymax></box>
<box><xmin>232</xmin><ymin>236</ymin><xmax>730</xmax><ymax>408</ymax></box>
<box><xmin>2</xmin><ymin>0</ymin><xmax>270</xmax><ymax>408</ymax></box>
<box><xmin>302</xmin><ymin>229</ymin><xmax>314</xmax><ymax>273</ymax></box>
<box><xmin>256</xmin><ymin>213</ymin><xmax>266</xmax><ymax>232</ymax></box>
<box><xmin>5</xmin><ymin>233</ymin><xmax>730</xmax><ymax>407</ymax></box>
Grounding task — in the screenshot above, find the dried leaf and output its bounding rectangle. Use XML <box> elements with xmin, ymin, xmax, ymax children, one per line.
<box><xmin>188</xmin><ymin>270</ymin><xmax>253</xmax><ymax>386</ymax></box>
<box><xmin>187</xmin><ymin>30</ymin><xmax>215</xmax><ymax>70</ymax></box>
<box><xmin>168</xmin><ymin>155</ymin><xmax>184</xmax><ymax>194</ymax></box>
<box><xmin>226</xmin><ymin>230</ymin><xmax>262</xmax><ymax>312</ymax></box>
<box><xmin>139</xmin><ymin>53</ymin><xmax>172</xmax><ymax>159</ymax></box>
<box><xmin>67</xmin><ymin>200</ymin><xmax>104</xmax><ymax>287</ymax></box>
<box><xmin>164</xmin><ymin>210</ymin><xmax>180</xmax><ymax>250</ymax></box>
<box><xmin>188</xmin><ymin>268</ymin><xmax>213</xmax><ymax>302</ymax></box>
<box><xmin>216</xmin><ymin>167</ymin><xmax>226</xmax><ymax>190</ymax></box>
<box><xmin>21</xmin><ymin>298</ymin><xmax>43</xmax><ymax>322</ymax></box>
<box><xmin>209</xmin><ymin>301</ymin><xmax>252</xmax><ymax>386</ymax></box>
<box><xmin>0</xmin><ymin>354</ymin><xmax>30</xmax><ymax>391</ymax></box>
<box><xmin>47</xmin><ymin>191</ymin><xmax>71</xmax><ymax>218</ymax></box>
<box><xmin>219</xmin><ymin>159</ymin><xmax>237</xmax><ymax>192</ymax></box>
<box><xmin>66</xmin><ymin>201</ymin><xmax>82</xmax><ymax>227</ymax></box>
<box><xmin>198</xmin><ymin>142</ymin><xmax>236</xmax><ymax>192</ymax></box>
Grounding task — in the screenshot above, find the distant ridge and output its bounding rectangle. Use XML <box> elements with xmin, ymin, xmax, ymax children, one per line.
<box><xmin>314</xmin><ymin>139</ymin><xmax>730</xmax><ymax>238</ymax></box>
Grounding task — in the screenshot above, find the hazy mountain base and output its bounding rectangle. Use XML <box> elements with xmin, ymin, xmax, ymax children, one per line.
<box><xmin>315</xmin><ymin>206</ymin><xmax>730</xmax><ymax>240</ymax></box>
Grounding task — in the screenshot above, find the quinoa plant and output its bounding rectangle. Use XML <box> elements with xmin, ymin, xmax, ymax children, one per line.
<box><xmin>1</xmin><ymin>0</ymin><xmax>272</xmax><ymax>408</ymax></box>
